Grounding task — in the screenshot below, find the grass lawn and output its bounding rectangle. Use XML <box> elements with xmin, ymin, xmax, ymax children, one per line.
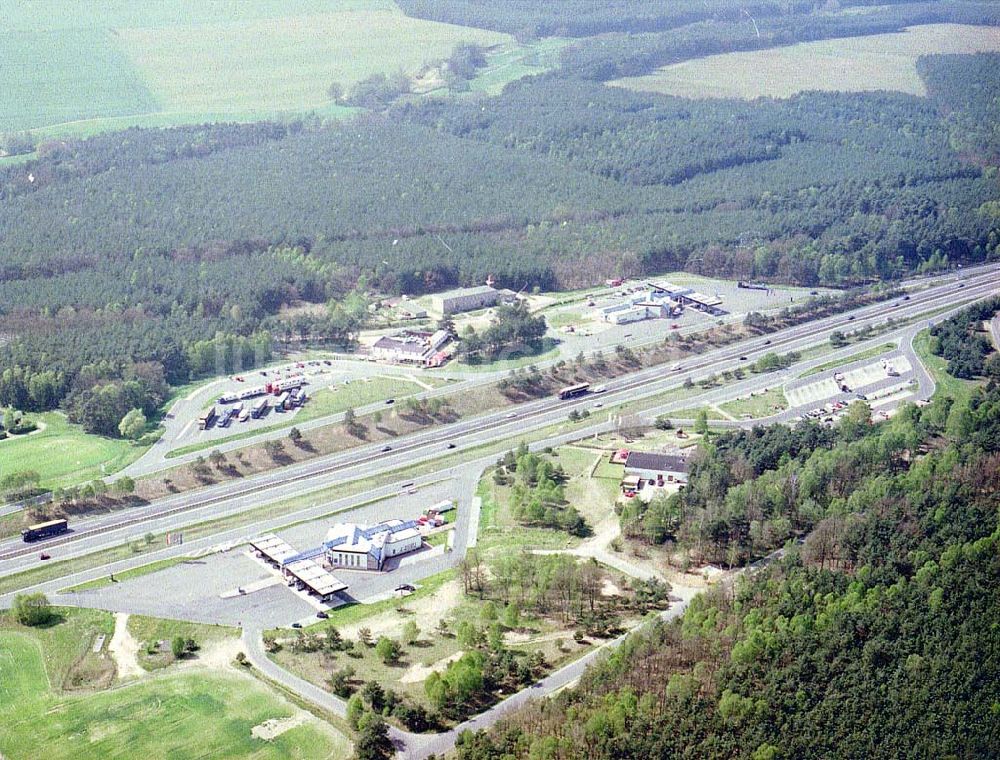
<box><xmin>455</xmin><ymin>339</ymin><xmax>562</xmax><ymax>372</ymax></box>
<box><xmin>550</xmin><ymin>446</ymin><xmax>620</xmax><ymax>527</ymax></box>
<box><xmin>0</xmin><ymin>606</ymin><xmax>114</xmax><ymax>691</ymax></box>
<box><xmin>667</xmin><ymin>406</ymin><xmax>726</xmax><ymax>421</ymax></box>
<box><xmin>611</xmin><ymin>24</ymin><xmax>1000</xmax><ymax>99</ymax></box>
<box><xmin>799</xmin><ymin>342</ymin><xmax>898</xmax><ymax>378</ymax></box>
<box><xmin>127</xmin><ymin>614</ymin><xmax>239</xmax><ymax>671</ymax></box>
<box><xmin>477</xmin><ymin>477</ymin><xmax>583</xmax><ymax>554</ymax></box>
<box><xmin>912</xmin><ymin>330</ymin><xmax>979</xmax><ymax>406</ymax></box>
<box><xmin>0</xmin><ymin>625</ymin><xmax>350</xmax><ymax>759</ymax></box>
<box><xmin>720</xmin><ymin>387</ymin><xmax>788</xmax><ymax>419</ymax></box>
<box><xmin>0</xmin><ymin>412</ymin><xmax>147</xmax><ymax>489</ymax></box>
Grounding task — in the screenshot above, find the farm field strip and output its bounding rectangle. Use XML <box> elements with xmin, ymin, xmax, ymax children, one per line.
<box><xmin>610</xmin><ymin>24</ymin><xmax>1000</xmax><ymax>99</ymax></box>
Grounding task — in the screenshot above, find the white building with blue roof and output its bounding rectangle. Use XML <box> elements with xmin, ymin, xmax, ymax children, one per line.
<box><xmin>324</xmin><ymin>519</ymin><xmax>423</xmax><ymax>571</ymax></box>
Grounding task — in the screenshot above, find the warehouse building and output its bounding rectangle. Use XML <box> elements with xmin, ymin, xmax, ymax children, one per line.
<box><xmin>431</xmin><ymin>285</ymin><xmax>498</xmax><ymax>315</ymax></box>
<box><xmin>623</xmin><ymin>451</ymin><xmax>690</xmax><ymax>486</ymax></box>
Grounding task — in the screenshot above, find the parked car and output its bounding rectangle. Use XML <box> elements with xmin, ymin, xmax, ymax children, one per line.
<box><xmin>316</xmin><ymin>611</ymin><xmax>329</xmax><ymax>619</ymax></box>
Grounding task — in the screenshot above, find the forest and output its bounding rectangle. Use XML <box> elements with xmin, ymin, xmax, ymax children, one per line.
<box><xmin>452</xmin><ymin>330</ymin><xmax>1000</xmax><ymax>758</ymax></box>
<box><xmin>927</xmin><ymin>294</ymin><xmax>1000</xmax><ymax>378</ymax></box>
<box><xmin>397</xmin><ymin>0</ymin><xmax>821</xmax><ymax>38</ymax></box>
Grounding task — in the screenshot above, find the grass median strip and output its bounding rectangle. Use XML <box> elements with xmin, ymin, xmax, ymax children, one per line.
<box><xmin>799</xmin><ymin>342</ymin><xmax>898</xmax><ymax>378</ymax></box>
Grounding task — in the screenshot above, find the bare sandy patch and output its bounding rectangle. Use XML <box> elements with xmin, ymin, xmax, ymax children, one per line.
<box><xmin>108</xmin><ymin>613</ymin><xmax>146</xmax><ymax>681</ymax></box>
<box><xmin>339</xmin><ymin>579</ymin><xmax>464</xmax><ymax>641</ymax></box>
<box><xmin>179</xmin><ymin>637</ymin><xmax>244</xmax><ymax>671</ymax></box>
<box><xmin>399</xmin><ymin>650</ymin><xmax>465</xmax><ymax>684</ymax></box>
<box><xmin>252</xmin><ymin>714</ymin><xmax>307</xmax><ymax>741</ymax></box>
<box><xmin>600</xmin><ymin>577</ymin><xmax>623</xmax><ymax>597</ymax></box>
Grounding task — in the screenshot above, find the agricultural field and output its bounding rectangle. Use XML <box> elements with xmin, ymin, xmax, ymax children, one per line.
<box><xmin>0</xmin><ymin>607</ymin><xmax>350</xmax><ymax>759</ymax></box>
<box><xmin>0</xmin><ymin>412</ymin><xmax>144</xmax><ymax>490</ymax></box>
<box><xmin>611</xmin><ymin>24</ymin><xmax>1000</xmax><ymax>99</ymax></box>
<box><xmin>4</xmin><ymin>0</ymin><xmax>509</xmax><ymax>136</ymax></box>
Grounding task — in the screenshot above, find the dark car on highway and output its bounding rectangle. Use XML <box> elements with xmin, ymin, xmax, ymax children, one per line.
<box><xmin>381</xmin><ymin>445</ymin><xmax>392</xmax><ymax>452</ymax></box>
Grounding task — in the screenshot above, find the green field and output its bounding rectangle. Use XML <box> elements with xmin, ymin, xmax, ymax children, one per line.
<box><xmin>5</xmin><ymin>0</ymin><xmax>509</xmax><ymax>135</ymax></box>
<box><xmin>912</xmin><ymin>330</ymin><xmax>979</xmax><ymax>406</ymax></box>
<box><xmin>0</xmin><ymin>628</ymin><xmax>349</xmax><ymax>759</ymax></box>
<box><xmin>799</xmin><ymin>342</ymin><xmax>898</xmax><ymax>378</ymax></box>
<box><xmin>0</xmin><ymin>27</ymin><xmax>157</xmax><ymax>132</ymax></box>
<box><xmin>0</xmin><ymin>412</ymin><xmax>145</xmax><ymax>489</ymax></box>
<box><xmin>611</xmin><ymin>24</ymin><xmax>1000</xmax><ymax>99</ymax></box>
<box><xmin>720</xmin><ymin>387</ymin><xmax>788</xmax><ymax>419</ymax></box>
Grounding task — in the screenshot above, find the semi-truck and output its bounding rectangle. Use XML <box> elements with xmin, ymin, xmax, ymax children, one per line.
<box><xmin>266</xmin><ymin>376</ymin><xmax>304</xmax><ymax>395</ymax></box>
<box><xmin>198</xmin><ymin>406</ymin><xmax>217</xmax><ymax>430</ymax></box>
<box><xmin>558</xmin><ymin>382</ymin><xmax>590</xmax><ymax>400</ymax></box>
<box><xmin>22</xmin><ymin>518</ymin><xmax>69</xmax><ymax>542</ymax></box>
<box><xmin>274</xmin><ymin>391</ymin><xmax>290</xmax><ymax>412</ymax></box>
<box><xmin>251</xmin><ymin>397</ymin><xmax>269</xmax><ymax>419</ymax></box>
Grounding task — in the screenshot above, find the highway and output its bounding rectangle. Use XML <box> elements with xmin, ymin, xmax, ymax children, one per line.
<box><xmin>119</xmin><ymin>264</ymin><xmax>998</xmax><ymax>478</ymax></box>
<box><xmin>2</xmin><ymin>265</ymin><xmax>996</xmax><ymax>571</ymax></box>
<box><xmin>1</xmin><ymin>267</ymin><xmax>995</xmax><ymax>760</ymax></box>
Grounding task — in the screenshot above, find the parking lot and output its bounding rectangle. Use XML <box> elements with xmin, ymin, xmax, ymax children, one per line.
<box><xmin>785</xmin><ymin>351</ymin><xmax>917</xmax><ymax>421</ymax></box>
<box><xmin>542</xmin><ymin>274</ymin><xmax>830</xmax><ymax>356</ymax></box>
<box><xmin>63</xmin><ymin>479</ymin><xmax>462</xmax><ymax>628</ymax></box>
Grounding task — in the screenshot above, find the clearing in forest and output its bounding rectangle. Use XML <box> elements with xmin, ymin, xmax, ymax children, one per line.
<box><xmin>610</xmin><ymin>24</ymin><xmax>1000</xmax><ymax>99</ymax></box>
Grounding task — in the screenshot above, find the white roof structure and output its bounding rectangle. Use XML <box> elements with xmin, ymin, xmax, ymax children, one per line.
<box><xmin>249</xmin><ymin>534</ymin><xmax>299</xmax><ymax>565</ymax></box>
<box><xmin>325</xmin><ymin>519</ymin><xmax>422</xmax><ymax>566</ymax></box>
<box><xmin>687</xmin><ymin>291</ymin><xmax>723</xmax><ymax>307</ymax></box>
<box><xmin>285</xmin><ymin>559</ymin><xmax>348</xmax><ymax>596</ymax></box>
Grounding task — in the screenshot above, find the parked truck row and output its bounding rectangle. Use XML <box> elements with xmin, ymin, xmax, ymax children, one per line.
<box><xmin>218</xmin><ymin>374</ymin><xmax>305</xmax><ymax>405</ymax></box>
<box><xmin>199</xmin><ymin>386</ymin><xmax>308</xmax><ymax>431</ymax></box>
